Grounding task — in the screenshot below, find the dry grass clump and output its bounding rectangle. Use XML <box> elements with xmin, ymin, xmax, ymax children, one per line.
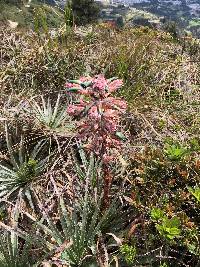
<box><xmin>1</xmin><ymin>26</ymin><xmax>199</xmax><ymax>99</ymax></box>
<box><xmin>0</xmin><ymin>27</ymin><xmax>85</xmax><ymax>97</ymax></box>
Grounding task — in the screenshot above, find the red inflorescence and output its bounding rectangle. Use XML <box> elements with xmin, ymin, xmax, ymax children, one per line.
<box><xmin>65</xmin><ymin>75</ymin><xmax>127</xmax><ymax>163</ymax></box>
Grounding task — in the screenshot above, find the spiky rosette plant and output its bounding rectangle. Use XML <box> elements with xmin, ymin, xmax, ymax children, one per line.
<box><xmin>65</xmin><ymin>75</ymin><xmax>127</xmax><ymax>207</ymax></box>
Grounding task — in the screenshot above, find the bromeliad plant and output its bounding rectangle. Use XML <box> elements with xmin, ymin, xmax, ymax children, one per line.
<box><xmin>65</xmin><ymin>75</ymin><xmax>127</xmax><ymax>206</ymax></box>
<box><xmin>0</xmin><ymin>230</ymin><xmax>46</xmax><ymax>267</ymax></box>
<box><xmin>0</xmin><ymin>125</ymin><xmax>50</xmax><ymax>204</ymax></box>
<box><xmin>31</xmin><ymin>94</ymin><xmax>74</xmax><ymax>133</ymax></box>
<box><xmin>13</xmin><ymin>151</ymin><xmax>128</xmax><ymax>266</ymax></box>
<box><xmin>0</xmin><ymin>231</ymin><xmax>32</xmax><ymax>267</ymax></box>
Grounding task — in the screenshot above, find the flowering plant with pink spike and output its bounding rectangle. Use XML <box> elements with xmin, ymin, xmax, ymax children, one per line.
<box><xmin>66</xmin><ymin>74</ymin><xmax>127</xmax><ymax>208</ymax></box>
<box><xmin>65</xmin><ymin>74</ymin><xmax>127</xmax><ymax>164</ymax></box>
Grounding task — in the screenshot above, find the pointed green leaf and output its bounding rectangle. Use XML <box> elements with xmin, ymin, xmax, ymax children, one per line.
<box><xmin>115</xmin><ymin>131</ymin><xmax>126</xmax><ymax>141</ymax></box>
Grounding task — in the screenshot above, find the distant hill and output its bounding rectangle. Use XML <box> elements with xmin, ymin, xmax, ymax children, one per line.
<box><xmin>125</xmin><ymin>0</ymin><xmax>200</xmax><ymax>37</ymax></box>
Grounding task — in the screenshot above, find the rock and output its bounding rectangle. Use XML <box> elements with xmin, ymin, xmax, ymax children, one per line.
<box><xmin>7</xmin><ymin>20</ymin><xmax>18</xmax><ymax>29</ymax></box>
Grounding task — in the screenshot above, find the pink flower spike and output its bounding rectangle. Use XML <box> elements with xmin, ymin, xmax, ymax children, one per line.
<box><xmin>113</xmin><ymin>99</ymin><xmax>127</xmax><ymax>111</ymax></box>
<box><xmin>67</xmin><ymin>104</ymin><xmax>85</xmax><ymax>116</ymax></box>
<box><xmin>92</xmin><ymin>75</ymin><xmax>108</xmax><ymax>91</ymax></box>
<box><xmin>88</xmin><ymin>106</ymin><xmax>100</xmax><ymax>120</ymax></box>
<box><xmin>78</xmin><ymin>89</ymin><xmax>90</xmax><ymax>96</ymax></box>
<box><xmin>67</xmin><ymin>105</ymin><xmax>77</xmax><ymax>115</ymax></box>
<box><xmin>65</xmin><ymin>75</ymin><xmax>127</xmax><ymax>165</ymax></box>
<box><xmin>105</xmin><ymin>119</ymin><xmax>118</xmax><ymax>132</ymax></box>
<box><xmin>108</xmin><ymin>79</ymin><xmax>123</xmax><ymax>93</ymax></box>
<box><xmin>104</xmin><ymin>109</ymin><xmax>118</xmax><ymax>119</ymax></box>
<box><xmin>79</xmin><ymin>76</ymin><xmax>92</xmax><ymax>82</ymax></box>
<box><xmin>103</xmin><ymin>155</ymin><xmax>114</xmax><ymax>164</ymax></box>
<box><xmin>65</xmin><ymin>82</ymin><xmax>75</xmax><ymax>88</ymax></box>
<box><xmin>104</xmin><ymin>97</ymin><xmax>127</xmax><ymax>112</ymax></box>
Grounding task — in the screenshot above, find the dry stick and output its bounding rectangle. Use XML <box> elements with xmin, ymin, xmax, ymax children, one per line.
<box><xmin>0</xmin><ymin>221</ymin><xmax>28</xmax><ymax>240</ymax></box>
<box><xmin>50</xmin><ymin>135</ymin><xmax>75</xmax><ymax>171</ymax></box>
<box><xmin>98</xmin><ymin>111</ymin><xmax>113</xmax><ymax>210</ymax></box>
<box><xmin>138</xmin><ymin>112</ymin><xmax>163</xmax><ymax>139</ymax></box>
<box><xmin>97</xmin><ymin>236</ymin><xmax>109</xmax><ymax>267</ymax></box>
<box><xmin>136</xmin><ymin>246</ymin><xmax>163</xmax><ymax>257</ymax></box>
<box><xmin>136</xmin><ymin>246</ymin><xmax>189</xmax><ymax>267</ymax></box>
<box><xmin>154</xmin><ymin>255</ymin><xmax>189</xmax><ymax>267</ymax></box>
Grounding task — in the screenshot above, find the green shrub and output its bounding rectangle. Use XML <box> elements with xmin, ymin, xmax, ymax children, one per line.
<box><xmin>156</xmin><ymin>216</ymin><xmax>181</xmax><ymax>241</ymax></box>
<box><xmin>120</xmin><ymin>244</ymin><xmax>136</xmax><ymax>265</ymax></box>
<box><xmin>123</xmin><ymin>145</ymin><xmax>200</xmax><ymax>265</ymax></box>
<box><xmin>71</xmin><ymin>0</ymin><xmax>100</xmax><ymax>26</ymax></box>
<box><xmin>188</xmin><ymin>186</ymin><xmax>200</xmax><ymax>204</ymax></box>
<box><xmin>164</xmin><ymin>144</ymin><xmax>188</xmax><ymax>161</ymax></box>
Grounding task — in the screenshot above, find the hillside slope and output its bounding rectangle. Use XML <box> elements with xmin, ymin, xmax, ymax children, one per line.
<box><xmin>0</xmin><ymin>0</ymin><xmax>64</xmax><ymax>28</ymax></box>
<box><xmin>0</xmin><ymin>25</ymin><xmax>200</xmax><ymax>266</ymax></box>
